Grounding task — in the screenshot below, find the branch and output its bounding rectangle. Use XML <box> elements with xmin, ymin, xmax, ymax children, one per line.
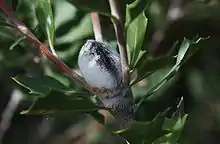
<box><xmin>91</xmin><ymin>12</ymin><xmax>103</xmax><ymax>41</ymax></box>
<box><xmin>0</xmin><ymin>0</ymin><xmax>90</xmax><ymax>90</ymax></box>
<box><xmin>108</xmin><ymin>0</ymin><xmax>129</xmax><ymax>86</ymax></box>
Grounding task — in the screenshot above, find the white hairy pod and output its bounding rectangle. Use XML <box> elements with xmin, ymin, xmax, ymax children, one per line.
<box><xmin>78</xmin><ymin>39</ymin><xmax>122</xmax><ymax>90</ymax></box>
<box><xmin>78</xmin><ymin>40</ymin><xmax>134</xmax><ymax>129</ymax></box>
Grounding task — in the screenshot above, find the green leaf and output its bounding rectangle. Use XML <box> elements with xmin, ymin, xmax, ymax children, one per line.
<box><xmin>115</xmin><ymin>109</ymin><xmax>170</xmax><ymax>144</ymax></box>
<box><xmin>144</xmin><ymin>66</ymin><xmax>178</xmax><ymax>100</ymax></box>
<box><xmin>176</xmin><ymin>38</ymin><xmax>191</xmax><ymax>65</ymax></box>
<box><xmin>133</xmin><ymin>50</ymin><xmax>148</xmax><ymax>69</ymax></box>
<box><xmin>163</xmin><ymin>97</ymin><xmax>185</xmax><ymax>131</ymax></box>
<box><xmin>127</xmin><ymin>11</ymin><xmax>148</xmax><ymax>67</ymax></box>
<box><xmin>136</xmin><ymin>64</ymin><xmax>179</xmax><ymax>108</ymax></box>
<box><xmin>176</xmin><ymin>36</ymin><xmax>209</xmax><ymax>67</ymax></box>
<box><xmin>21</xmin><ymin>90</ymin><xmax>101</xmax><ymax>115</ymax></box>
<box><xmin>136</xmin><ymin>36</ymin><xmax>209</xmax><ymax>107</ymax></box>
<box><xmin>131</xmin><ymin>56</ymin><xmax>175</xmax><ymax>85</ymax></box>
<box><xmin>154</xmin><ymin>97</ymin><xmax>188</xmax><ymax>143</ymax></box>
<box><xmin>55</xmin><ymin>14</ymin><xmax>93</xmax><ymax>45</ymax></box>
<box><xmin>35</xmin><ymin>0</ymin><xmax>56</xmax><ymax>55</ymax></box>
<box><xmin>131</xmin><ymin>41</ymin><xmax>179</xmax><ymax>85</ymax></box>
<box><xmin>125</xmin><ymin>0</ymin><xmax>153</xmax><ymax>27</ymax></box>
<box><xmin>12</xmin><ymin>75</ymin><xmax>70</xmax><ymax>96</ymax></box>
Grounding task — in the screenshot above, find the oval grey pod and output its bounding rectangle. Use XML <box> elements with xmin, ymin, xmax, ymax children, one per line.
<box><xmin>78</xmin><ymin>39</ymin><xmax>122</xmax><ymax>90</ymax></box>
<box><xmin>78</xmin><ymin>40</ymin><xmax>134</xmax><ymax>129</ymax></box>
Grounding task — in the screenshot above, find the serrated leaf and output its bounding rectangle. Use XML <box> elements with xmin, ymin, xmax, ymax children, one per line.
<box><xmin>154</xmin><ymin>98</ymin><xmax>188</xmax><ymax>143</ymax></box>
<box><xmin>115</xmin><ymin>109</ymin><xmax>170</xmax><ymax>144</ymax></box>
<box><xmin>136</xmin><ymin>36</ymin><xmax>209</xmax><ymax>107</ymax></box>
<box><xmin>176</xmin><ymin>36</ymin><xmax>209</xmax><ymax>67</ymax></box>
<box><xmin>35</xmin><ymin>0</ymin><xmax>56</xmax><ymax>55</ymax></box>
<box><xmin>127</xmin><ymin>11</ymin><xmax>148</xmax><ymax>67</ymax></box>
<box><xmin>131</xmin><ymin>56</ymin><xmax>175</xmax><ymax>85</ymax></box>
<box><xmin>12</xmin><ymin>75</ymin><xmax>70</xmax><ymax>96</ymax></box>
<box><xmin>163</xmin><ymin>97</ymin><xmax>185</xmax><ymax>131</ymax></box>
<box><xmin>135</xmin><ymin>64</ymin><xmax>178</xmax><ymax>109</ymax></box>
<box><xmin>176</xmin><ymin>38</ymin><xmax>191</xmax><ymax>65</ymax></box>
<box><xmin>21</xmin><ymin>90</ymin><xmax>101</xmax><ymax>115</ymax></box>
<box><xmin>125</xmin><ymin>0</ymin><xmax>153</xmax><ymax>27</ymax></box>
<box><xmin>132</xmin><ymin>41</ymin><xmax>179</xmax><ymax>85</ymax></box>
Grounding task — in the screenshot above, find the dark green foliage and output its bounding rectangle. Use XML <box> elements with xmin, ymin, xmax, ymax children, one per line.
<box><xmin>0</xmin><ymin>0</ymin><xmax>219</xmax><ymax>144</ymax></box>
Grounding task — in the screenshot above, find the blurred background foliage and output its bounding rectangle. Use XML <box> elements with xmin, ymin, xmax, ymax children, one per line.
<box><xmin>0</xmin><ymin>0</ymin><xmax>220</xmax><ymax>144</ymax></box>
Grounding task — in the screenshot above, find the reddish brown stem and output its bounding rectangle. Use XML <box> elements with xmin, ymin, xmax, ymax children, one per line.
<box><xmin>0</xmin><ymin>0</ymin><xmax>89</xmax><ymax>90</ymax></box>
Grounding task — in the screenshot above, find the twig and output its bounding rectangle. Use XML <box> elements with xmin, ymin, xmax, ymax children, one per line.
<box><xmin>108</xmin><ymin>0</ymin><xmax>129</xmax><ymax>86</ymax></box>
<box><xmin>91</xmin><ymin>12</ymin><xmax>103</xmax><ymax>41</ymax></box>
<box><xmin>0</xmin><ymin>0</ymin><xmax>89</xmax><ymax>90</ymax></box>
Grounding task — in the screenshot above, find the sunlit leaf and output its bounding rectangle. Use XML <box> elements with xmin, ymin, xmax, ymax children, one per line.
<box><xmin>176</xmin><ymin>38</ymin><xmax>191</xmax><ymax>65</ymax></box>
<box><xmin>125</xmin><ymin>0</ymin><xmax>153</xmax><ymax>27</ymax></box>
<box><xmin>127</xmin><ymin>11</ymin><xmax>148</xmax><ymax>67</ymax></box>
<box><xmin>35</xmin><ymin>0</ymin><xmax>56</xmax><ymax>55</ymax></box>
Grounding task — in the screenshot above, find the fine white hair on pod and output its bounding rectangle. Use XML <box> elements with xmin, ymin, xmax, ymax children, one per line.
<box><xmin>78</xmin><ymin>39</ymin><xmax>122</xmax><ymax>90</ymax></box>
<box><xmin>78</xmin><ymin>39</ymin><xmax>134</xmax><ymax>130</ymax></box>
